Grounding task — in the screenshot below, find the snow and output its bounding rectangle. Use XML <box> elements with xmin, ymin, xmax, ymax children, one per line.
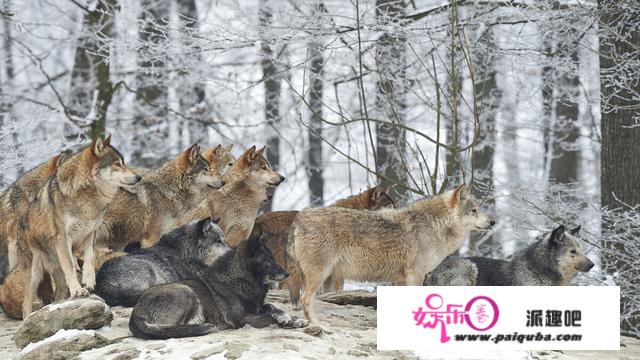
<box><xmin>20</xmin><ymin>329</ymin><xmax>96</xmax><ymax>355</ymax></box>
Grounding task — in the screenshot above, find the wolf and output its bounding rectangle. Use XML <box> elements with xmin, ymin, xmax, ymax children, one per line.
<box><xmin>20</xmin><ymin>135</ymin><xmax>141</xmax><ymax>317</ymax></box>
<box><xmin>425</xmin><ymin>225</ymin><xmax>594</xmax><ymax>286</ymax></box>
<box><xmin>95</xmin><ymin>218</ymin><xmax>230</xmax><ymax>307</ymax></box>
<box><xmin>95</xmin><ymin>144</ymin><xmax>224</xmax><ymax>253</ymax></box>
<box><xmin>181</xmin><ymin>145</ymin><xmax>285</xmax><ymax>246</ymax></box>
<box><xmin>0</xmin><ymin>151</ymin><xmax>71</xmax><ymax>269</ymax></box>
<box><xmin>288</xmin><ymin>184</ymin><xmax>494</xmax><ymax>323</ymax></box>
<box><xmin>128</xmin><ymin>233</ymin><xmax>307</xmax><ymax>339</ymax></box>
<box><xmin>251</xmin><ymin>185</ymin><xmax>395</xmax><ymax>293</ymax></box>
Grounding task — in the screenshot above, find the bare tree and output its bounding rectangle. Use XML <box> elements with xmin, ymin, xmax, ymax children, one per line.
<box><xmin>135</xmin><ymin>0</ymin><xmax>170</xmax><ymax>166</ymax></box>
<box><xmin>306</xmin><ymin>2</ymin><xmax>325</xmax><ymax>206</ymax></box>
<box><xmin>599</xmin><ymin>0</ymin><xmax>640</xmax><ymax>337</ymax></box>
<box><xmin>374</xmin><ymin>0</ymin><xmax>407</xmax><ymax>201</ymax></box>
<box><xmin>68</xmin><ymin>0</ymin><xmax>117</xmax><ymax>139</ymax></box>
<box><xmin>543</xmin><ymin>23</ymin><xmax>580</xmax><ymax>184</ymax></box>
<box><xmin>469</xmin><ymin>27</ymin><xmax>501</xmax><ymax>255</ymax></box>
<box><xmin>259</xmin><ymin>0</ymin><xmax>282</xmax><ymax>212</ymax></box>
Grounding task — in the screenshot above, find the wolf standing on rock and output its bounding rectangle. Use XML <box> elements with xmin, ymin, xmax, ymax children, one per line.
<box><xmin>288</xmin><ymin>184</ymin><xmax>494</xmax><ymax>323</ymax></box>
<box><xmin>21</xmin><ymin>136</ymin><xmax>141</xmax><ymax>317</ymax></box>
<box><xmin>425</xmin><ymin>225</ymin><xmax>594</xmax><ymax>286</ymax></box>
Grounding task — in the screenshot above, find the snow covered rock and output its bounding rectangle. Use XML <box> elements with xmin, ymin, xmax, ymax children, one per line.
<box><xmin>18</xmin><ymin>329</ymin><xmax>110</xmax><ymax>360</ymax></box>
<box><xmin>14</xmin><ymin>295</ymin><xmax>113</xmax><ymax>348</ymax></box>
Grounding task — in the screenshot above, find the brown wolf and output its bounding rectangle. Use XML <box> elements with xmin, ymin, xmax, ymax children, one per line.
<box><xmin>21</xmin><ymin>135</ymin><xmax>141</xmax><ymax>317</ymax></box>
<box><xmin>95</xmin><ymin>144</ymin><xmax>225</xmax><ymax>254</ymax></box>
<box><xmin>0</xmin><ymin>151</ymin><xmax>71</xmax><ymax>269</ymax></box>
<box><xmin>288</xmin><ymin>185</ymin><xmax>494</xmax><ymax>323</ymax></box>
<box><xmin>250</xmin><ymin>185</ymin><xmax>395</xmax><ymax>294</ymax></box>
<box><xmin>181</xmin><ymin>145</ymin><xmax>284</xmax><ymax>247</ymax></box>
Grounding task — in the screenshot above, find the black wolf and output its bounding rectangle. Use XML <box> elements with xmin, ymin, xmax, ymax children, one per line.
<box><xmin>128</xmin><ymin>234</ymin><xmax>307</xmax><ymax>339</ymax></box>
<box><xmin>95</xmin><ymin>218</ymin><xmax>229</xmax><ymax>306</ymax></box>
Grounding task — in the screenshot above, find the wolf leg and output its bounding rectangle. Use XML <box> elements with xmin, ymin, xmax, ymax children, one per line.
<box><xmin>22</xmin><ymin>253</ymin><xmax>43</xmax><ymax>318</ymax></box>
<box><xmin>80</xmin><ymin>232</ymin><xmax>96</xmax><ymax>291</ymax></box>
<box><xmin>54</xmin><ymin>235</ymin><xmax>87</xmax><ymax>298</ymax></box>
<box><xmin>300</xmin><ymin>267</ymin><xmax>329</xmax><ymax>324</ymax></box>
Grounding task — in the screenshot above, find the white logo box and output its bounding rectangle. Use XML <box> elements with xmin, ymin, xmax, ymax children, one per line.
<box><xmin>377</xmin><ymin>286</ymin><xmax>620</xmax><ymax>351</ymax></box>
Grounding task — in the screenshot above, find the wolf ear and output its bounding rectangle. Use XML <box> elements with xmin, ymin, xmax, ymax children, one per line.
<box><xmin>104</xmin><ymin>134</ymin><xmax>112</xmax><ymax>146</ymax></box>
<box><xmin>187</xmin><ymin>143</ymin><xmax>200</xmax><ymax>164</ymax></box>
<box><xmin>549</xmin><ymin>225</ymin><xmax>566</xmax><ymax>247</ymax></box>
<box><xmin>225</xmin><ymin>144</ymin><xmax>234</xmax><ymax>152</ymax></box>
<box><xmin>93</xmin><ymin>136</ymin><xmax>106</xmax><ymax>155</ymax></box>
<box><xmin>569</xmin><ymin>225</ymin><xmax>581</xmax><ymax>235</ymax></box>
<box><xmin>55</xmin><ymin>150</ymin><xmax>72</xmax><ymax>168</ymax></box>
<box><xmin>246</xmin><ymin>235</ymin><xmax>260</xmax><ymax>257</ymax></box>
<box><xmin>213</xmin><ymin>144</ymin><xmax>223</xmax><ymax>156</ymax></box>
<box><xmin>251</xmin><ymin>146</ymin><xmax>266</xmax><ymax>162</ymax></box>
<box><xmin>451</xmin><ymin>184</ymin><xmax>468</xmax><ymax>205</ymax></box>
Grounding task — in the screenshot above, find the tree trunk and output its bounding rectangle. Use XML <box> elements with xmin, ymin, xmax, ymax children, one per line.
<box><xmin>599</xmin><ymin>0</ymin><xmax>640</xmax><ymax>336</ymax></box>
<box><xmin>176</xmin><ymin>0</ymin><xmax>207</xmax><ymax>148</ymax></box>
<box><xmin>375</xmin><ymin>0</ymin><xmax>407</xmax><ymax>202</ymax></box>
<box><xmin>68</xmin><ymin>0</ymin><xmax>117</xmax><ymax>139</ymax></box>
<box><xmin>259</xmin><ymin>0</ymin><xmax>281</xmax><ymax>212</ymax></box>
<box><xmin>1</xmin><ymin>0</ymin><xmax>14</xmax><ymax>182</ymax></box>
<box><xmin>135</xmin><ymin>0</ymin><xmax>170</xmax><ymax>166</ymax></box>
<box><xmin>543</xmin><ymin>30</ymin><xmax>580</xmax><ymax>184</ymax></box>
<box><xmin>306</xmin><ymin>2</ymin><xmax>325</xmax><ymax>207</ymax></box>
<box><xmin>469</xmin><ymin>27</ymin><xmax>501</xmax><ymax>256</ymax></box>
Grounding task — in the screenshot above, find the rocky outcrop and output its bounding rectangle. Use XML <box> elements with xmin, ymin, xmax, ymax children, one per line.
<box><xmin>18</xmin><ymin>329</ymin><xmax>110</xmax><ymax>360</ymax></box>
<box><xmin>14</xmin><ymin>295</ymin><xmax>113</xmax><ymax>348</ymax></box>
<box><xmin>318</xmin><ymin>290</ymin><xmax>377</xmax><ymax>309</ymax></box>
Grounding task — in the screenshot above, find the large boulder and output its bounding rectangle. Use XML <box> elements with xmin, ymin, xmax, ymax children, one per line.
<box><xmin>14</xmin><ymin>295</ymin><xmax>113</xmax><ymax>348</ymax></box>
<box><xmin>18</xmin><ymin>329</ymin><xmax>110</xmax><ymax>360</ymax></box>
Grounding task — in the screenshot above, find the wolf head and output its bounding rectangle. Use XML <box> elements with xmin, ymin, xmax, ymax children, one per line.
<box><xmin>448</xmin><ymin>184</ymin><xmax>494</xmax><ymax>231</ymax></box>
<box><xmin>90</xmin><ymin>135</ymin><xmax>141</xmax><ymax>187</ymax></box>
<box><xmin>243</xmin><ymin>233</ymin><xmax>288</xmax><ymax>285</ymax></box>
<box><xmin>178</xmin><ymin>144</ymin><xmax>224</xmax><ymax>189</ymax></box>
<box><xmin>224</xmin><ymin>145</ymin><xmax>285</xmax><ymax>199</ymax></box>
<box><xmin>201</xmin><ymin>144</ymin><xmax>235</xmax><ymax>178</ymax></box>
<box><xmin>195</xmin><ymin>217</ymin><xmax>231</xmax><ymax>265</ymax></box>
<box><xmin>545</xmin><ymin>225</ymin><xmax>594</xmax><ymax>282</ymax></box>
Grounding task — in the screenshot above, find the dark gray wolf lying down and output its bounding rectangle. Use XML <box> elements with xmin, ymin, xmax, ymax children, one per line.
<box><xmin>95</xmin><ymin>218</ymin><xmax>230</xmax><ymax>306</ymax></box>
<box><xmin>129</xmin><ymin>234</ymin><xmax>308</xmax><ymax>339</ymax></box>
<box><xmin>425</xmin><ymin>225</ymin><xmax>594</xmax><ymax>286</ymax></box>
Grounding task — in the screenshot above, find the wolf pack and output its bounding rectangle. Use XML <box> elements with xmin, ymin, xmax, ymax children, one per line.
<box><xmin>0</xmin><ymin>135</ymin><xmax>594</xmax><ymax>340</ymax></box>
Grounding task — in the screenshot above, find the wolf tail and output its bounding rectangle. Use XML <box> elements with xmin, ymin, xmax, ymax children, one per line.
<box><xmin>129</xmin><ymin>316</ymin><xmax>218</xmax><ymax>339</ymax></box>
<box><xmin>285</xmin><ymin>223</ymin><xmax>304</xmax><ymax>309</ymax></box>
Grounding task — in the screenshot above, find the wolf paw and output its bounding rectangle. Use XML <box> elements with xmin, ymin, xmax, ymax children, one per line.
<box><xmin>290</xmin><ymin>316</ymin><xmax>309</xmax><ymax>328</ymax></box>
<box><xmin>69</xmin><ymin>287</ymin><xmax>89</xmax><ymax>298</ymax></box>
<box><xmin>81</xmin><ymin>276</ymin><xmax>95</xmax><ymax>291</ymax></box>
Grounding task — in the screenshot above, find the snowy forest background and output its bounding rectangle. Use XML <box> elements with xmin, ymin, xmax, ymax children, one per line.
<box><xmin>0</xmin><ymin>0</ymin><xmax>638</xmax><ymax>337</ymax></box>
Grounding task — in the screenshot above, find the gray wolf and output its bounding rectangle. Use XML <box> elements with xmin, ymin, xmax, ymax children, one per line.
<box><xmin>128</xmin><ymin>233</ymin><xmax>307</xmax><ymax>339</ymax></box>
<box><xmin>21</xmin><ymin>135</ymin><xmax>141</xmax><ymax>317</ymax></box>
<box><xmin>95</xmin><ymin>218</ymin><xmax>230</xmax><ymax>307</ymax></box>
<box><xmin>288</xmin><ymin>184</ymin><xmax>494</xmax><ymax>323</ymax></box>
<box><xmin>250</xmin><ymin>185</ymin><xmax>395</xmax><ymax>294</ymax></box>
<box><xmin>0</xmin><ymin>151</ymin><xmax>71</xmax><ymax>270</ymax></box>
<box><xmin>425</xmin><ymin>225</ymin><xmax>594</xmax><ymax>286</ymax></box>
<box><xmin>181</xmin><ymin>145</ymin><xmax>285</xmax><ymax>246</ymax></box>
<box><xmin>95</xmin><ymin>144</ymin><xmax>225</xmax><ymax>253</ymax></box>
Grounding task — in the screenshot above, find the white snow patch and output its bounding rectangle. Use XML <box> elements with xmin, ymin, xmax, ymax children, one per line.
<box><xmin>20</xmin><ymin>329</ymin><xmax>96</xmax><ymax>355</ymax></box>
